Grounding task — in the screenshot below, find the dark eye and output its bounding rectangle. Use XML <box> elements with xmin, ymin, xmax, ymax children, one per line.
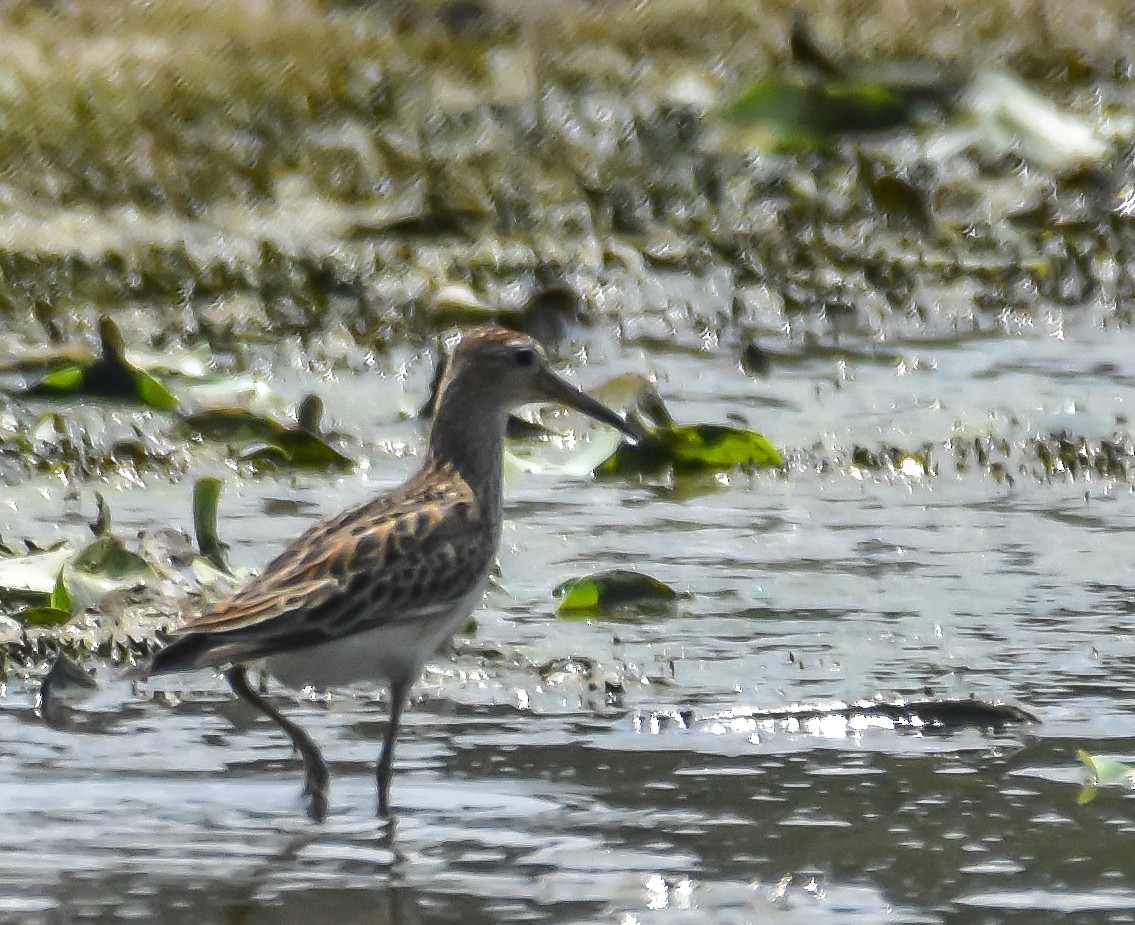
<box><xmin>514</xmin><ymin>347</ymin><xmax>536</xmax><ymax>367</ymax></box>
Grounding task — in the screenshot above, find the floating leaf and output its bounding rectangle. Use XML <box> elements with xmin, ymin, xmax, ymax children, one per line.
<box><xmin>0</xmin><ymin>546</ymin><xmax>75</xmax><ymax>601</ymax></box>
<box><xmin>720</xmin><ymin>21</ymin><xmax>960</xmax><ymax>153</ymax></box>
<box><xmin>49</xmin><ymin>566</ymin><xmax>72</xmax><ymax>612</ymax></box>
<box><xmin>64</xmin><ymin>542</ymin><xmax>154</xmax><ymax>611</ymax></box>
<box><xmin>35</xmin><ymin>365</ymin><xmax>85</xmax><ymax>391</ymax></box>
<box><xmin>22</xmin><ymin>316</ymin><xmax>179</xmax><ymax>411</ymax></box>
<box><xmin>598</xmin><ymin>423</ymin><xmax>783</xmax><ymax>476</ymax></box>
<box><xmin>181</xmin><ymin>407</ymin><xmax>287</xmax><ymax>442</ymax></box>
<box><xmin>15</xmin><ymin>566</ymin><xmax>73</xmax><ymax>626</ymax></box>
<box><xmin>1076</xmin><ymin>748</ymin><xmax>1135</xmax><ymax>805</ymax></box>
<box><xmin>505</xmin><ymin>427</ymin><xmax>625</xmax><ymax>478</ymax></box>
<box><xmin>184</xmin><ymin>394</ymin><xmax>354</xmax><ymax>472</ymax></box>
<box><xmin>240</xmin><ymin>432</ymin><xmax>353</xmax><ymax>471</ymax></box>
<box><xmin>555</xmin><ymin>569</ymin><xmax>679</xmax><ymax>619</ymax></box>
<box><xmin>721</xmin><ymin>73</ymin><xmax>914</xmax><ymax>151</ymax></box>
<box><xmin>17</xmin><ymin>605</ymin><xmax>73</xmax><ymax>627</ymax></box>
<box><xmin>1077</xmin><ymin>749</ymin><xmax>1135</xmax><ymax>786</ymax></box>
<box><xmin>70</xmin><ymin>535</ymin><xmax>150</xmax><ymax>580</ymax></box>
<box><xmin>135</xmin><ymin>371</ymin><xmax>179</xmax><ymax>411</ymax></box>
<box><xmin>193</xmin><ymin>477</ymin><xmax>230</xmax><ymax>574</ymax></box>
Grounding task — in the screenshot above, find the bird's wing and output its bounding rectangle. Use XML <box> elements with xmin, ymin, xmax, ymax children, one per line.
<box><xmin>152</xmin><ymin>466</ymin><xmax>491</xmax><ymax>671</ymax></box>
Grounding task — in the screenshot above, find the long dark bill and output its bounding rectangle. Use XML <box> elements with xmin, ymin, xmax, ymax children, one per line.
<box><xmin>537</xmin><ymin>367</ymin><xmax>645</xmax><ymax>443</ymax></box>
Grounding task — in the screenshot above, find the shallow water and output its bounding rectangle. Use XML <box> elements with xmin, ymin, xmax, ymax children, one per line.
<box><xmin>3</xmin><ymin>310</ymin><xmax>1135</xmax><ymax>924</ymax></box>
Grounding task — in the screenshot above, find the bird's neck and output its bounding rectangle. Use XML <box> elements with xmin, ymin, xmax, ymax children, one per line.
<box><xmin>427</xmin><ymin>386</ymin><xmax>510</xmax><ymax>502</ymax></box>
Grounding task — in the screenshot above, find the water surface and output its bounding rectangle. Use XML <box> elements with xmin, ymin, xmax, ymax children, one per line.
<box><xmin>4</xmin><ymin>313</ymin><xmax>1135</xmax><ymax>924</ymax></box>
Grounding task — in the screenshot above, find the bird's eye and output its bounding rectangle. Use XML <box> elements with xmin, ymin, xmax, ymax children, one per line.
<box><xmin>514</xmin><ymin>347</ymin><xmax>536</xmax><ymax>367</ymax></box>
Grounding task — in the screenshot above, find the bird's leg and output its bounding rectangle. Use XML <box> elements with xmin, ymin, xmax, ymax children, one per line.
<box><xmin>225</xmin><ymin>665</ymin><xmax>330</xmax><ymax>821</ymax></box>
<box><xmin>376</xmin><ymin>678</ymin><xmax>410</xmax><ymax>817</ymax></box>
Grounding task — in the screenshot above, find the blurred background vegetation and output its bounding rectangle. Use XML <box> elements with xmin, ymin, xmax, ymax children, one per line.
<box><xmin>0</xmin><ymin>0</ymin><xmax>1130</xmax><ymax>352</ymax></box>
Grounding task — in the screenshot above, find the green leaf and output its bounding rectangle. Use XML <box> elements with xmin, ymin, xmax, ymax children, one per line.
<box><xmin>49</xmin><ymin>567</ymin><xmax>71</xmax><ymax>613</ymax></box>
<box><xmin>555</xmin><ymin>569</ymin><xmax>679</xmax><ymax>619</ymax></box>
<box><xmin>62</xmin><ymin>528</ymin><xmax>153</xmax><ymax>612</ymax></box>
<box><xmin>597</xmin><ymin>424</ymin><xmax>783</xmax><ymax>476</ymax></box>
<box><xmin>0</xmin><ymin>546</ymin><xmax>75</xmax><ymax>599</ymax></box>
<box><xmin>34</xmin><ymin>364</ymin><xmax>86</xmax><ymax>392</ymax></box>
<box><xmin>1077</xmin><ymin>748</ymin><xmax>1135</xmax><ymax>786</ymax></box>
<box><xmin>21</xmin><ymin>316</ymin><xmax>180</xmax><ymax>411</ymax></box>
<box><xmin>18</xmin><ymin>566</ymin><xmax>75</xmax><ymax>626</ymax></box>
<box><xmin>71</xmin><ymin>535</ymin><xmax>151</xmax><ymax>580</ymax></box>
<box><xmin>184</xmin><ymin>395</ymin><xmax>354</xmax><ymax>472</ymax></box>
<box><xmin>17</xmin><ymin>606</ymin><xmax>73</xmax><ymax>627</ymax></box>
<box><xmin>720</xmin><ymin>73</ymin><xmax>912</xmax><ymax>151</ymax></box>
<box><xmin>134</xmin><ymin>369</ymin><xmax>179</xmax><ymax>412</ymax></box>
<box><xmin>269</xmin><ymin>430</ymin><xmax>354</xmax><ymax>469</ymax></box>
<box><xmin>193</xmin><ymin>477</ymin><xmax>230</xmax><ymax>573</ymax></box>
<box><xmin>181</xmin><ymin>407</ymin><xmax>288</xmax><ymax>442</ymax></box>
<box><xmin>722</xmin><ymin>74</ymin><xmax>809</xmax><ymax>120</ymax></box>
<box><xmin>239</xmin><ymin>433</ymin><xmax>353</xmax><ymax>471</ymax></box>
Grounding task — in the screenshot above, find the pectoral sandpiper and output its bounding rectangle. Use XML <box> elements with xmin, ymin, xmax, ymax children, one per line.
<box><xmin>138</xmin><ymin>325</ymin><xmax>640</xmax><ymax>819</ymax></box>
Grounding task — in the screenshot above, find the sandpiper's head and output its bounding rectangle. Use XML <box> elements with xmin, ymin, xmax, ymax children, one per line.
<box><xmin>437</xmin><ymin>325</ymin><xmax>641</xmax><ymax>441</ymax></box>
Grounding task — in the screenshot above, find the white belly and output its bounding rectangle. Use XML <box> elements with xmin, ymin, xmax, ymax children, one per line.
<box><xmin>263</xmin><ymin>579</ymin><xmax>488</xmax><ymax>691</ymax></box>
